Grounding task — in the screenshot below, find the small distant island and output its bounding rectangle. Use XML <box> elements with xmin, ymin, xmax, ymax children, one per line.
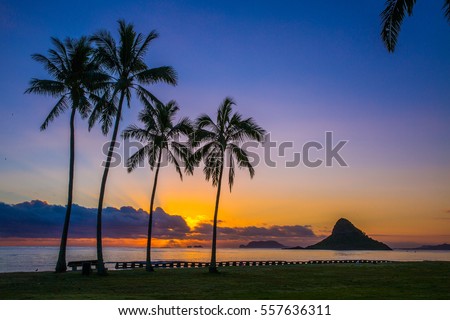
<box><xmin>187</xmin><ymin>245</ymin><xmax>203</xmax><ymax>248</ymax></box>
<box><xmin>285</xmin><ymin>218</ymin><xmax>392</xmax><ymax>251</ymax></box>
<box><xmin>283</xmin><ymin>246</ymin><xmax>304</xmax><ymax>250</ymax></box>
<box><xmin>407</xmin><ymin>243</ymin><xmax>450</xmax><ymax>251</ymax></box>
<box><xmin>239</xmin><ymin>240</ymin><xmax>286</xmax><ymax>248</ymax></box>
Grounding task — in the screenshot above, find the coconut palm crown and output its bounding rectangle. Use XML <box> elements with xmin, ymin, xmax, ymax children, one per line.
<box><xmin>381</xmin><ymin>0</ymin><xmax>450</xmax><ymax>52</ymax></box>
<box><xmin>88</xmin><ymin>19</ymin><xmax>178</xmax><ymax>275</ymax></box>
<box><xmin>25</xmin><ymin>36</ymin><xmax>108</xmax><ymax>273</ymax></box>
<box><xmin>191</xmin><ymin>97</ymin><xmax>266</xmax><ymax>273</ymax></box>
<box><xmin>122</xmin><ymin>101</ymin><xmax>193</xmax><ymax>271</ymax></box>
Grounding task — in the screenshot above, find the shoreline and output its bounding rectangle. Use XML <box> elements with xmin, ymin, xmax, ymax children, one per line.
<box><xmin>2</xmin><ymin>247</ymin><xmax>449</xmax><ymax>273</ymax></box>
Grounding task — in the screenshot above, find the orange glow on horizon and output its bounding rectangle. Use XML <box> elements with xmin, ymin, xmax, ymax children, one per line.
<box><xmin>1</xmin><ymin>232</ymin><xmax>448</xmax><ymax>249</ymax></box>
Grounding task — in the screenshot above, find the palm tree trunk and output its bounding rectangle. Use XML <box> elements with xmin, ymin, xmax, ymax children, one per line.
<box><xmin>55</xmin><ymin>107</ymin><xmax>76</xmax><ymax>273</ymax></box>
<box><xmin>96</xmin><ymin>91</ymin><xmax>125</xmax><ymax>275</ymax></box>
<box><xmin>209</xmin><ymin>161</ymin><xmax>224</xmax><ymax>273</ymax></box>
<box><xmin>146</xmin><ymin>150</ymin><xmax>162</xmax><ymax>272</ymax></box>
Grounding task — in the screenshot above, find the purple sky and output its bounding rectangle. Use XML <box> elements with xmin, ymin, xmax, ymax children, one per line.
<box><xmin>0</xmin><ymin>0</ymin><xmax>449</xmax><ymax>247</ymax></box>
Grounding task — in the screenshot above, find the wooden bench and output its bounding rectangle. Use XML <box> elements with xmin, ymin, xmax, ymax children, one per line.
<box><xmin>67</xmin><ymin>260</ymin><xmax>98</xmax><ymax>271</ymax></box>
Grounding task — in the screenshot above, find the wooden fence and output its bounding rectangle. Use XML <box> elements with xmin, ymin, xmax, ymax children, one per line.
<box><xmin>112</xmin><ymin>259</ymin><xmax>391</xmax><ymax>270</ymax></box>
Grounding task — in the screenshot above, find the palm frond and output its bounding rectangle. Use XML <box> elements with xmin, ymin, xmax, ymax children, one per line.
<box><xmin>88</xmin><ymin>93</ymin><xmax>105</xmax><ymax>130</ymax></box>
<box><xmin>191</xmin><ymin>128</ymin><xmax>217</xmax><ymax>147</ymax></box>
<box><xmin>82</xmin><ymin>71</ymin><xmax>111</xmax><ymax>92</ymax></box>
<box><xmin>125</xmin><ymin>88</ymin><xmax>132</xmax><ymax>109</ymax></box>
<box><xmin>146</xmin><ymin>144</ymin><xmax>159</xmax><ymax>170</ymax></box>
<box><xmin>47</xmin><ymin>48</ymin><xmax>69</xmax><ymax>75</ymax></box>
<box><xmin>229</xmin><ymin>143</ymin><xmax>255</xmax><ymax>178</ymax></box>
<box><xmin>444</xmin><ymin>0</ymin><xmax>450</xmax><ymax>22</ymax></box>
<box><xmin>138</xmin><ymin>107</ymin><xmax>158</xmax><ymax>132</ymax></box>
<box><xmin>76</xmin><ymin>92</ymin><xmax>92</xmax><ymax>119</ymax></box>
<box><xmin>192</xmin><ymin>141</ymin><xmax>216</xmax><ymax>165</ymax></box>
<box><xmin>203</xmin><ymin>149</ymin><xmax>223</xmax><ymax>186</ymax></box>
<box><xmin>167</xmin><ymin>150</ymin><xmax>183</xmax><ymax>180</ymax></box>
<box><xmin>91</xmin><ymin>30</ymin><xmax>120</xmax><ymax>73</ymax></box>
<box><xmin>135</xmin><ymin>84</ymin><xmax>163</xmax><ymax>107</ymax></box>
<box><xmin>217</xmin><ymin>97</ymin><xmax>235</xmax><ymax>131</ymax></box>
<box><xmin>229</xmin><ymin>117</ymin><xmax>266</xmax><ymax>143</ymax></box>
<box><xmin>228</xmin><ymin>151</ymin><xmax>235</xmax><ymax>191</ymax></box>
<box><xmin>166</xmin><ymin>100</ymin><xmax>180</xmax><ymax>114</ymax></box>
<box><xmin>134</xmin><ymin>66</ymin><xmax>178</xmax><ymax>85</ymax></box>
<box><xmin>380</xmin><ymin>0</ymin><xmax>417</xmax><ymax>52</ymax></box>
<box><xmin>136</xmin><ymin>30</ymin><xmax>158</xmax><ymax>58</ymax></box>
<box><xmin>122</xmin><ymin>124</ymin><xmax>153</xmax><ymax>141</ymax></box>
<box><xmin>192</xmin><ymin>114</ymin><xmax>218</xmax><ymax>147</ymax></box>
<box><xmin>50</xmin><ymin>37</ymin><xmax>69</xmax><ymax>63</ymax></box>
<box><xmin>195</xmin><ymin>114</ymin><xmax>217</xmax><ymax>130</ymax></box>
<box><xmin>171</xmin><ymin>141</ymin><xmax>193</xmax><ymax>175</ymax></box>
<box><xmin>99</xmin><ymin>104</ymin><xmax>117</xmax><ymax>135</ymax></box>
<box><xmin>127</xmin><ymin>144</ymin><xmax>150</xmax><ymax>172</ymax></box>
<box><xmin>118</xmin><ymin>20</ymin><xmax>137</xmax><ymax>70</ymax></box>
<box><xmin>88</xmin><ymin>90</ymin><xmax>118</xmax><ymax>135</ymax></box>
<box><xmin>40</xmin><ymin>95</ymin><xmax>69</xmax><ymax>131</ymax></box>
<box><xmin>25</xmin><ymin>79</ymin><xmax>66</xmax><ymax>97</ymax></box>
<box><xmin>169</xmin><ymin>116</ymin><xmax>193</xmax><ymax>137</ymax></box>
<box><xmin>31</xmin><ymin>53</ymin><xmax>65</xmax><ymax>80</ymax></box>
<box><xmin>154</xmin><ymin>102</ymin><xmax>170</xmax><ymax>133</ymax></box>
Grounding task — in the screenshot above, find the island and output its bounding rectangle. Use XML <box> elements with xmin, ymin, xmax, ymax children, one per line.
<box><xmin>407</xmin><ymin>243</ymin><xmax>450</xmax><ymax>250</ymax></box>
<box><xmin>285</xmin><ymin>218</ymin><xmax>391</xmax><ymax>250</ymax></box>
<box><xmin>239</xmin><ymin>240</ymin><xmax>286</xmax><ymax>248</ymax></box>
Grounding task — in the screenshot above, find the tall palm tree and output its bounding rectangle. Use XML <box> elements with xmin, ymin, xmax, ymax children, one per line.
<box><xmin>122</xmin><ymin>101</ymin><xmax>192</xmax><ymax>272</ymax></box>
<box><xmin>25</xmin><ymin>37</ymin><xmax>106</xmax><ymax>273</ymax></box>
<box><xmin>381</xmin><ymin>0</ymin><xmax>450</xmax><ymax>52</ymax></box>
<box><xmin>89</xmin><ymin>20</ymin><xmax>177</xmax><ymax>275</ymax></box>
<box><xmin>191</xmin><ymin>97</ymin><xmax>266</xmax><ymax>273</ymax></box>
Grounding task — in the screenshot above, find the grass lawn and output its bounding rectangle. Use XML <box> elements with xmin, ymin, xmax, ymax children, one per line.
<box><xmin>0</xmin><ymin>262</ymin><xmax>449</xmax><ymax>299</ymax></box>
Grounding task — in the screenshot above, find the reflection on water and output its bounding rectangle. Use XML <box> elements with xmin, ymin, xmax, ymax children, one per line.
<box><xmin>0</xmin><ymin>246</ymin><xmax>449</xmax><ymax>273</ymax></box>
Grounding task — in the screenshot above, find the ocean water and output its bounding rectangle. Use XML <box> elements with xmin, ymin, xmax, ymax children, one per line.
<box><xmin>0</xmin><ymin>246</ymin><xmax>449</xmax><ymax>273</ymax></box>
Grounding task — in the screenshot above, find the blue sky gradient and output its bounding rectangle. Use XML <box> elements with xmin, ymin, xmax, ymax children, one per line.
<box><xmin>0</xmin><ymin>0</ymin><xmax>449</xmax><ymax>246</ymax></box>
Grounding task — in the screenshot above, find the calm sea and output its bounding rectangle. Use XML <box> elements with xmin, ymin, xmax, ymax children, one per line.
<box><xmin>0</xmin><ymin>246</ymin><xmax>449</xmax><ymax>273</ymax></box>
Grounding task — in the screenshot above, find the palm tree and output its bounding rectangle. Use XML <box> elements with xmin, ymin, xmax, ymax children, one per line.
<box><xmin>191</xmin><ymin>97</ymin><xmax>266</xmax><ymax>273</ymax></box>
<box><xmin>122</xmin><ymin>101</ymin><xmax>192</xmax><ymax>271</ymax></box>
<box><xmin>25</xmin><ymin>37</ymin><xmax>106</xmax><ymax>273</ymax></box>
<box><xmin>381</xmin><ymin>0</ymin><xmax>450</xmax><ymax>52</ymax></box>
<box><xmin>89</xmin><ymin>20</ymin><xmax>177</xmax><ymax>275</ymax></box>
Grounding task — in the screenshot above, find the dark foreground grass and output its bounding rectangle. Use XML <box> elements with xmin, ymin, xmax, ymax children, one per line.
<box><xmin>1</xmin><ymin>262</ymin><xmax>449</xmax><ymax>299</ymax></box>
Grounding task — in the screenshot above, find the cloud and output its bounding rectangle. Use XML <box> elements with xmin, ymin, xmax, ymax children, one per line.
<box><xmin>0</xmin><ymin>200</ymin><xmax>318</xmax><ymax>244</ymax></box>
<box><xmin>0</xmin><ymin>200</ymin><xmax>189</xmax><ymax>239</ymax></box>
<box><xmin>191</xmin><ymin>223</ymin><xmax>316</xmax><ymax>240</ymax></box>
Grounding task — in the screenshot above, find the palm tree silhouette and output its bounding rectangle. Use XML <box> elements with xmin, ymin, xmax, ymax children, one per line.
<box><xmin>89</xmin><ymin>20</ymin><xmax>177</xmax><ymax>275</ymax></box>
<box><xmin>191</xmin><ymin>97</ymin><xmax>266</xmax><ymax>273</ymax></box>
<box><xmin>381</xmin><ymin>0</ymin><xmax>450</xmax><ymax>52</ymax></box>
<box><xmin>25</xmin><ymin>37</ymin><xmax>107</xmax><ymax>273</ymax></box>
<box><xmin>122</xmin><ymin>101</ymin><xmax>193</xmax><ymax>272</ymax></box>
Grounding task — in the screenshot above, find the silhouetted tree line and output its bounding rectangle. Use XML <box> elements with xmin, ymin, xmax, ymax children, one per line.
<box><xmin>26</xmin><ymin>20</ymin><xmax>265</xmax><ymax>275</ymax></box>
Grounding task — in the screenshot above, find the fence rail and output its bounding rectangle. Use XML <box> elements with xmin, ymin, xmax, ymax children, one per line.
<box><xmin>112</xmin><ymin>259</ymin><xmax>391</xmax><ymax>270</ymax></box>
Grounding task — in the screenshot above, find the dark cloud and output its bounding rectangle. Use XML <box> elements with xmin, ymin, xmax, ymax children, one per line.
<box><xmin>0</xmin><ymin>200</ymin><xmax>189</xmax><ymax>239</ymax></box>
<box><xmin>0</xmin><ymin>200</ymin><xmax>317</xmax><ymax>242</ymax></box>
<box><xmin>191</xmin><ymin>223</ymin><xmax>316</xmax><ymax>240</ymax></box>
